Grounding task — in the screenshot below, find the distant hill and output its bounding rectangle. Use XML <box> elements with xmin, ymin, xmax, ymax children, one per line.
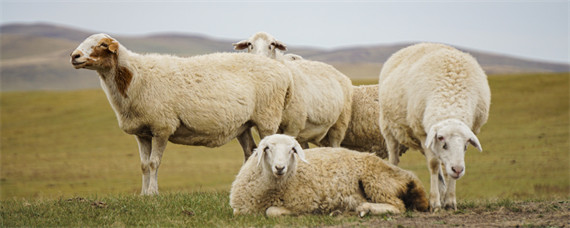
<box><xmin>1</xmin><ymin>23</ymin><xmax>568</xmax><ymax>91</ymax></box>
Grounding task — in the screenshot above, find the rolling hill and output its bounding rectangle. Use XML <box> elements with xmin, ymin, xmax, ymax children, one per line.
<box><xmin>1</xmin><ymin>23</ymin><xmax>568</xmax><ymax>91</ymax></box>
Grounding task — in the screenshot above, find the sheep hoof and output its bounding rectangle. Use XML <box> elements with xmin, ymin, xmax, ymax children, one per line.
<box><xmin>358</xmin><ymin>210</ymin><xmax>368</xmax><ymax>218</ymax></box>
<box><xmin>444</xmin><ymin>202</ymin><xmax>457</xmax><ymax>211</ymax></box>
<box><xmin>430</xmin><ymin>206</ymin><xmax>441</xmax><ymax>213</ymax></box>
<box><xmin>329</xmin><ymin>210</ymin><xmax>342</xmax><ymax>217</ymax></box>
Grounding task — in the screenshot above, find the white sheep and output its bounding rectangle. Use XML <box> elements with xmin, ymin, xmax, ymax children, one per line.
<box><xmin>234</xmin><ymin>32</ymin><xmax>405</xmax><ymax>155</ymax></box>
<box><xmin>233</xmin><ymin>31</ymin><xmax>303</xmax><ymax>62</ymax></box>
<box><xmin>70</xmin><ymin>33</ymin><xmax>303</xmax><ymax>195</ymax></box>
<box><xmin>230</xmin><ymin>134</ymin><xmax>429</xmax><ymax>217</ymax></box>
<box><xmin>378</xmin><ymin>43</ymin><xmax>491</xmax><ymax>211</ymax></box>
<box><xmin>342</xmin><ymin>84</ymin><xmax>408</xmax><ymax>158</ymax></box>
<box><xmin>234</xmin><ymin>32</ymin><xmax>353</xmax><ymax>148</ymax></box>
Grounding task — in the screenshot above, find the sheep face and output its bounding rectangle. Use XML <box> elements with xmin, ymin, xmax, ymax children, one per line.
<box><xmin>233</xmin><ymin>32</ymin><xmax>286</xmax><ymax>59</ymax></box>
<box><xmin>425</xmin><ymin>119</ymin><xmax>482</xmax><ymax>180</ymax></box>
<box><xmin>70</xmin><ymin>33</ymin><xmax>119</xmax><ymax>70</ymax></box>
<box><xmin>256</xmin><ymin>134</ymin><xmax>308</xmax><ymax>179</ymax></box>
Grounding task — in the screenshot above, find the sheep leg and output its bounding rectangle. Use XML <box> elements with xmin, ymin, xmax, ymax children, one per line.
<box><xmin>443</xmin><ymin>177</ymin><xmax>457</xmax><ymax>210</ymax></box>
<box><xmin>425</xmin><ymin>150</ymin><xmax>442</xmax><ymax>212</ymax></box>
<box><xmin>324</xmin><ymin>102</ymin><xmax>351</xmax><ymax>148</ymax></box>
<box><xmin>136</xmin><ymin>135</ymin><xmax>152</xmax><ymax>195</ymax></box>
<box><xmin>147</xmin><ymin>135</ymin><xmax>168</xmax><ymax>195</ymax></box>
<box><xmin>357</xmin><ymin>202</ymin><xmax>401</xmax><ymax>217</ymax></box>
<box><xmin>266</xmin><ymin>206</ymin><xmax>293</xmax><ymax>217</ymax></box>
<box><xmin>237</xmin><ymin>129</ymin><xmax>256</xmax><ymax>162</ymax></box>
<box><xmin>438</xmin><ymin>166</ymin><xmax>447</xmax><ymax>204</ymax></box>
<box><xmin>384</xmin><ymin>133</ymin><xmax>400</xmax><ymax>165</ymax></box>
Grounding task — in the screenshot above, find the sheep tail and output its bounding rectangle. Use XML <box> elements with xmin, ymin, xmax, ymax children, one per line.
<box><xmin>401</xmin><ymin>178</ymin><xmax>429</xmax><ymax>212</ymax></box>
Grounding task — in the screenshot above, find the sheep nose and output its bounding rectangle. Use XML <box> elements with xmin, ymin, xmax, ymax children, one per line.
<box><xmin>451</xmin><ymin>166</ymin><xmax>464</xmax><ymax>175</ymax></box>
<box><xmin>71</xmin><ymin>53</ymin><xmax>82</xmax><ymax>60</ymax></box>
<box><xmin>275</xmin><ymin>166</ymin><xmax>285</xmax><ymax>174</ymax></box>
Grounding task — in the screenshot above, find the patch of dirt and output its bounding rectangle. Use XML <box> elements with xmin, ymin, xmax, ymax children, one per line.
<box><xmin>335</xmin><ymin>200</ymin><xmax>569</xmax><ymax>227</ymax></box>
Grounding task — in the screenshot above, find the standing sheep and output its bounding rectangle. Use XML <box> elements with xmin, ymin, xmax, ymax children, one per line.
<box><xmin>378</xmin><ymin>43</ymin><xmax>491</xmax><ymax>211</ymax></box>
<box><xmin>233</xmin><ymin>32</ymin><xmax>303</xmax><ymax>62</ymax></box>
<box><xmin>233</xmin><ymin>32</ymin><xmax>353</xmax><ymax>148</ymax></box>
<box><xmin>234</xmin><ymin>32</ymin><xmax>406</xmax><ymax>156</ymax></box>
<box><xmin>70</xmin><ymin>33</ymin><xmax>302</xmax><ymax>195</ymax></box>
<box><xmin>342</xmin><ymin>84</ymin><xmax>408</xmax><ymax>158</ymax></box>
<box><xmin>230</xmin><ymin>134</ymin><xmax>429</xmax><ymax>217</ymax></box>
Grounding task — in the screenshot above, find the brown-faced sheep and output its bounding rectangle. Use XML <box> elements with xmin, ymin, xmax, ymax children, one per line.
<box><xmin>70</xmin><ymin>33</ymin><xmax>302</xmax><ymax>195</ymax></box>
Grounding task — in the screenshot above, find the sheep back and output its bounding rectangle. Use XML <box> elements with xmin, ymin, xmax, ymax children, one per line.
<box><xmin>378</xmin><ymin>43</ymin><xmax>490</xmax><ymax>150</ymax></box>
<box><xmin>118</xmin><ymin>52</ymin><xmax>296</xmax><ymax>147</ymax></box>
<box><xmin>342</xmin><ymin>85</ymin><xmax>407</xmax><ymax>157</ymax></box>
<box><xmin>281</xmin><ymin>59</ymin><xmax>353</xmax><ymax>143</ymax></box>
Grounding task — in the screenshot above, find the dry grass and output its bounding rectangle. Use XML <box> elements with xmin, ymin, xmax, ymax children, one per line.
<box><xmin>1</xmin><ymin>73</ymin><xmax>568</xmax><ymax>201</ymax></box>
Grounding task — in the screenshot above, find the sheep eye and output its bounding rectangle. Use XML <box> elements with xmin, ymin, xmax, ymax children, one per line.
<box><xmin>464</xmin><ymin>145</ymin><xmax>467</xmax><ymax>151</ymax></box>
<box><xmin>291</xmin><ymin>147</ymin><xmax>297</xmax><ymax>154</ymax></box>
<box><xmin>263</xmin><ymin>147</ymin><xmax>270</xmax><ymax>153</ymax></box>
<box><xmin>100</xmin><ymin>43</ymin><xmax>108</xmax><ymax>48</ymax></box>
<box><xmin>443</xmin><ymin>143</ymin><xmax>448</xmax><ymax>150</ymax></box>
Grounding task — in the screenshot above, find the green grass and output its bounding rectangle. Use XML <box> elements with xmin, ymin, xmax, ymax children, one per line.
<box><xmin>1</xmin><ymin>193</ymin><xmax>566</xmax><ymax>227</ymax></box>
<box><xmin>0</xmin><ymin>73</ymin><xmax>569</xmax><ymax>226</ymax></box>
<box><xmin>0</xmin><ymin>192</ymin><xmax>365</xmax><ymax>227</ymax></box>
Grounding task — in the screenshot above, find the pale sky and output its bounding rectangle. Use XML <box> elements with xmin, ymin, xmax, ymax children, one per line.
<box><xmin>1</xmin><ymin>1</ymin><xmax>568</xmax><ymax>64</ymax></box>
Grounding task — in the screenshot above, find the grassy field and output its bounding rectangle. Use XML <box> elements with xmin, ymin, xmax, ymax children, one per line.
<box><xmin>1</xmin><ymin>73</ymin><xmax>569</xmax><ymax>225</ymax></box>
<box><xmin>2</xmin><ymin>192</ymin><xmax>567</xmax><ymax>227</ymax></box>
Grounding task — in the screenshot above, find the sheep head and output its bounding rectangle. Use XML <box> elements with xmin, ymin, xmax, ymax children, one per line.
<box><xmin>425</xmin><ymin>119</ymin><xmax>482</xmax><ymax>180</ymax></box>
<box><xmin>233</xmin><ymin>32</ymin><xmax>287</xmax><ymax>59</ymax></box>
<box><xmin>70</xmin><ymin>33</ymin><xmax>120</xmax><ymax>71</ymax></box>
<box><xmin>256</xmin><ymin>134</ymin><xmax>308</xmax><ymax>179</ymax></box>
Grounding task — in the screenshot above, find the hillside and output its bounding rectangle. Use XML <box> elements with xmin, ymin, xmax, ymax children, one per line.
<box><xmin>1</xmin><ymin>23</ymin><xmax>568</xmax><ymax>91</ymax></box>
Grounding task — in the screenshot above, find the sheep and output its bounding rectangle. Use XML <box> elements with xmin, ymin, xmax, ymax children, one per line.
<box><xmin>233</xmin><ymin>32</ymin><xmax>407</xmax><ymax>156</ymax></box>
<box><xmin>234</xmin><ymin>32</ymin><xmax>353</xmax><ymax>148</ymax></box>
<box><xmin>342</xmin><ymin>84</ymin><xmax>408</xmax><ymax>158</ymax></box>
<box><xmin>230</xmin><ymin>134</ymin><xmax>429</xmax><ymax>217</ymax></box>
<box><xmin>378</xmin><ymin>43</ymin><xmax>491</xmax><ymax>211</ymax></box>
<box><xmin>233</xmin><ymin>31</ymin><xmax>303</xmax><ymax>62</ymax></box>
<box><xmin>70</xmin><ymin>33</ymin><xmax>303</xmax><ymax>195</ymax></box>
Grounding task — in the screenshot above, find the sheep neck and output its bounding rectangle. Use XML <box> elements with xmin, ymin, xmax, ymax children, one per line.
<box><xmin>96</xmin><ymin>46</ymin><xmax>135</xmax><ymax>112</ymax></box>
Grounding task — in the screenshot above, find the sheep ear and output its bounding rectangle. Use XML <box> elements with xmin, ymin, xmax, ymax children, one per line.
<box><xmin>274</xmin><ymin>40</ymin><xmax>287</xmax><ymax>51</ymax></box>
<box><xmin>256</xmin><ymin>147</ymin><xmax>265</xmax><ymax>167</ymax></box>
<box><xmin>468</xmin><ymin>133</ymin><xmax>483</xmax><ymax>152</ymax></box>
<box><xmin>256</xmin><ymin>138</ymin><xmax>268</xmax><ymax>167</ymax></box>
<box><xmin>292</xmin><ymin>140</ymin><xmax>308</xmax><ymax>164</ymax></box>
<box><xmin>108</xmin><ymin>40</ymin><xmax>119</xmax><ymax>54</ymax></box>
<box><xmin>233</xmin><ymin>40</ymin><xmax>249</xmax><ymax>50</ymax></box>
<box><xmin>425</xmin><ymin>126</ymin><xmax>438</xmax><ymax>150</ymax></box>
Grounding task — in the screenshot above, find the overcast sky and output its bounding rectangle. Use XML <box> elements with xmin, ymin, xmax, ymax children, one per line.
<box><xmin>1</xmin><ymin>1</ymin><xmax>568</xmax><ymax>64</ymax></box>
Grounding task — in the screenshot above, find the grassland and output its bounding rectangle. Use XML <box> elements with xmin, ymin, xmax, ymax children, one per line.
<box><xmin>2</xmin><ymin>192</ymin><xmax>567</xmax><ymax>227</ymax></box>
<box><xmin>1</xmin><ymin>73</ymin><xmax>569</xmax><ymax>226</ymax></box>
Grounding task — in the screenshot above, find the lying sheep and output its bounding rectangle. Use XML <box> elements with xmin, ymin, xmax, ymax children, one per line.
<box><xmin>230</xmin><ymin>134</ymin><xmax>429</xmax><ymax>217</ymax></box>
<box><xmin>342</xmin><ymin>84</ymin><xmax>408</xmax><ymax>157</ymax></box>
<box><xmin>70</xmin><ymin>33</ymin><xmax>302</xmax><ymax>195</ymax></box>
<box><xmin>378</xmin><ymin>43</ymin><xmax>491</xmax><ymax>211</ymax></box>
<box><xmin>234</xmin><ymin>32</ymin><xmax>353</xmax><ymax>148</ymax></box>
